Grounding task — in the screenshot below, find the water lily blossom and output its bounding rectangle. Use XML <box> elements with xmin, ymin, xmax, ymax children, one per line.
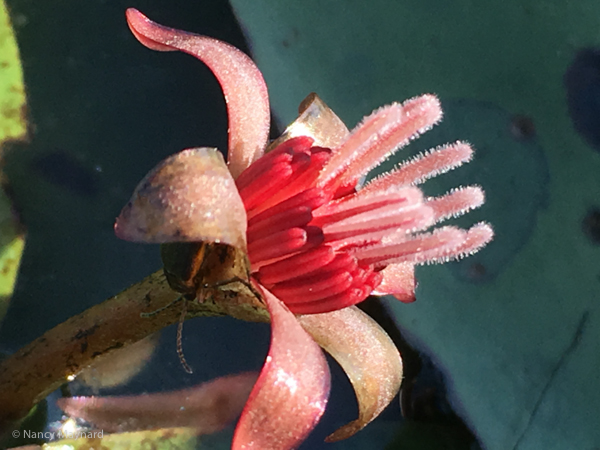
<box><xmin>107</xmin><ymin>9</ymin><xmax>494</xmax><ymax>449</ymax></box>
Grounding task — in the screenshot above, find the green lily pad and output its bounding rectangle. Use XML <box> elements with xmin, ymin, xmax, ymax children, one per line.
<box><xmin>230</xmin><ymin>1</ymin><xmax>600</xmax><ymax>449</ymax></box>
<box><xmin>42</xmin><ymin>427</ymin><xmax>198</xmax><ymax>450</ymax></box>
<box><xmin>0</xmin><ymin>0</ymin><xmax>26</xmax><ymax>323</ymax></box>
<box><xmin>0</xmin><ymin>0</ymin><xmax>26</xmax><ymax>143</ymax></box>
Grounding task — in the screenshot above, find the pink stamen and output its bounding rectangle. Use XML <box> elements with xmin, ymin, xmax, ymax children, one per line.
<box><xmin>454</xmin><ymin>222</ymin><xmax>495</xmax><ymax>257</ymax></box>
<box><xmin>259</xmin><ymin>250</ymin><xmax>383</xmax><ymax>312</ymax></box>
<box><xmin>322</xmin><ymin>203</ymin><xmax>434</xmax><ymax>242</ymax></box>
<box><xmin>348</xmin><ymin>266</ymin><xmax>368</xmax><ymax>286</ymax></box>
<box><xmin>279</xmin><ymin>255</ymin><xmax>357</xmax><ymax>288</ymax></box>
<box><xmin>247</xmin><ymin>206</ymin><xmax>313</xmax><ymax>243</ymax></box>
<box><xmin>427</xmin><ymin>186</ymin><xmax>485</xmax><ymax>223</ymax></box>
<box><xmin>248</xmin><ymin>188</ymin><xmax>329</xmax><ymax>227</ymax></box>
<box><xmin>326</xmin><ymin>228</ymin><xmax>405</xmax><ymax>251</ymax></box>
<box><xmin>247</xmin><ymin>228</ymin><xmax>308</xmax><ymax>264</ymax></box>
<box><xmin>312</xmin><ymin>186</ymin><xmax>423</xmax><ymax>225</ymax></box>
<box><xmin>353</xmin><ymin>227</ymin><xmax>466</xmax><ymax>267</ymax></box>
<box><xmin>235</xmin><ymin>144</ymin><xmax>296</xmax><ymax>191</ymax></box>
<box><xmin>317</xmin><ymin>104</ymin><xmax>404</xmax><ymax>186</ymax></box>
<box><xmin>320</xmin><ymin>95</ymin><xmax>443</xmax><ymax>194</ymax></box>
<box><xmin>362</xmin><ymin>141</ymin><xmax>473</xmax><ymax>193</ymax></box>
<box><xmin>238</xmin><ymin>161</ymin><xmax>293</xmax><ymax>211</ymax></box>
<box><xmin>250</xmin><ymin>148</ymin><xmax>332</xmax><ymax>217</ymax></box>
<box><xmin>250</xmin><ymin>226</ymin><xmax>325</xmax><ymax>271</ymax></box>
<box><xmin>257</xmin><ymin>247</ymin><xmax>336</xmax><ymax>285</ymax></box>
<box><xmin>269</xmin><ymin>271</ymin><xmax>354</xmax><ymax>304</ymax></box>
<box><xmin>230</xmin><ymin>95</ymin><xmax>491</xmax><ymax>314</ymax></box>
<box><xmin>288</xmin><ymin>288</ymin><xmax>366</xmax><ymax>315</ymax></box>
<box><xmin>321</xmin><ymin>253</ymin><xmax>358</xmax><ymax>273</ymax></box>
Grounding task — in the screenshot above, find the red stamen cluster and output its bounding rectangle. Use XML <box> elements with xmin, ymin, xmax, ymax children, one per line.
<box><xmin>238</xmin><ymin>136</ymin><xmax>373</xmax><ymax>314</ymax></box>
<box><xmin>236</xmin><ymin>97</ymin><xmax>493</xmax><ymax>315</ymax></box>
<box><xmin>237</xmin><ymin>135</ymin><xmax>425</xmax><ymax>314</ymax></box>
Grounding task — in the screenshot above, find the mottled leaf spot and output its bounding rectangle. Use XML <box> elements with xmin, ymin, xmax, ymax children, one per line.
<box><xmin>564</xmin><ymin>48</ymin><xmax>600</xmax><ymax>152</ymax></box>
<box><xmin>582</xmin><ymin>207</ymin><xmax>600</xmax><ymax>245</ymax></box>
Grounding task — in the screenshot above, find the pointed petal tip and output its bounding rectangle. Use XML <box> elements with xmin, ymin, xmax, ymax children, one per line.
<box><xmin>125</xmin><ymin>8</ymin><xmax>175</xmax><ymax>52</ymax></box>
<box><xmin>325</xmin><ymin>421</ymin><xmax>364</xmax><ymax>443</ymax></box>
<box><xmin>125</xmin><ymin>7</ymin><xmax>142</xmax><ymax>21</ymax></box>
<box><xmin>124</xmin><ymin>8</ymin><xmax>270</xmax><ymax>176</ymax></box>
<box><xmin>125</xmin><ymin>8</ymin><xmax>142</xmax><ymax>22</ymax></box>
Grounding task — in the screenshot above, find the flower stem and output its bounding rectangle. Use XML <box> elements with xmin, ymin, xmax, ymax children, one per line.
<box><xmin>0</xmin><ymin>268</ymin><xmax>268</xmax><ymax>433</ymax></box>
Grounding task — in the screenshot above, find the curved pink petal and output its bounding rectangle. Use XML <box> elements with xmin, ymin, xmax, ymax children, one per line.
<box><xmin>57</xmin><ymin>373</ymin><xmax>257</xmax><ymax>434</ymax></box>
<box><xmin>233</xmin><ymin>287</ymin><xmax>330</xmax><ymax>449</ymax></box>
<box><xmin>298</xmin><ymin>306</ymin><xmax>403</xmax><ymax>441</ymax></box>
<box><xmin>115</xmin><ymin>147</ymin><xmax>247</xmax><ymax>250</ymax></box>
<box><xmin>125</xmin><ymin>8</ymin><xmax>270</xmax><ymax>177</ymax></box>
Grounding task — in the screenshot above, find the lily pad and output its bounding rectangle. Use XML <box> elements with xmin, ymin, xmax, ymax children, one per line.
<box><xmin>0</xmin><ymin>0</ymin><xmax>26</xmax><ymax>323</ymax></box>
<box><xmin>230</xmin><ymin>1</ymin><xmax>600</xmax><ymax>449</ymax></box>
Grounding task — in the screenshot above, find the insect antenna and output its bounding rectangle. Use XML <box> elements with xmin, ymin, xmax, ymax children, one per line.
<box><xmin>139</xmin><ymin>294</ymin><xmax>193</xmax><ymax>373</ymax></box>
<box><xmin>176</xmin><ymin>299</ymin><xmax>193</xmax><ymax>374</ymax></box>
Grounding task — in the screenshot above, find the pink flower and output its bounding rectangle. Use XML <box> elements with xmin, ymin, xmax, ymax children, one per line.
<box><xmin>108</xmin><ymin>9</ymin><xmax>493</xmax><ymax>449</ymax></box>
